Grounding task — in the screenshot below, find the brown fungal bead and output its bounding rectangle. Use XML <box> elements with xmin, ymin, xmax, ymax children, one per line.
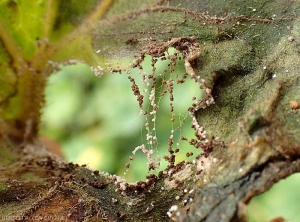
<box><xmin>170</xmin><ymin>94</ymin><xmax>174</xmax><ymax>101</ymax></box>
<box><xmin>170</xmin><ymin>103</ymin><xmax>174</xmax><ymax>112</ymax></box>
<box><xmin>181</xmin><ymin>136</ymin><xmax>188</xmax><ymax>141</ymax></box>
<box><xmin>125</xmin><ymin>37</ymin><xmax>138</xmax><ymax>44</ymax></box>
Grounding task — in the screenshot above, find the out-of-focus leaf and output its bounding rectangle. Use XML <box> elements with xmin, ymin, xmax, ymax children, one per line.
<box><xmin>54</xmin><ymin>0</ymin><xmax>99</xmax><ymax>30</ymax></box>
<box><xmin>0</xmin><ymin>41</ymin><xmax>16</xmax><ymax>110</ymax></box>
<box><xmin>0</xmin><ymin>0</ymin><xmax>112</xmax><ymax>138</ymax></box>
<box><xmin>0</xmin><ymin>0</ymin><xmax>53</xmax><ymax>58</ymax></box>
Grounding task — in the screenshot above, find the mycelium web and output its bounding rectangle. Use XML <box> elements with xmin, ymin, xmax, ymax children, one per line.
<box><xmin>93</xmin><ymin>36</ymin><xmax>218</xmax><ymax>181</ymax></box>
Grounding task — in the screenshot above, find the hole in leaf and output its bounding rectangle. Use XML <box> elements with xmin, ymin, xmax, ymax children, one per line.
<box><xmin>41</xmin><ymin>48</ymin><xmax>202</xmax><ymax>182</ymax></box>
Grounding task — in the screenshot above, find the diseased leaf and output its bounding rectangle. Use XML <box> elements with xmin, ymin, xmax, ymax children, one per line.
<box><xmin>80</xmin><ymin>0</ymin><xmax>300</xmax><ymax>220</ymax></box>
<box><xmin>103</xmin><ymin>0</ymin><xmax>159</xmax><ymax>18</ymax></box>
<box><xmin>0</xmin><ymin>0</ymin><xmax>300</xmax><ymax>221</ymax></box>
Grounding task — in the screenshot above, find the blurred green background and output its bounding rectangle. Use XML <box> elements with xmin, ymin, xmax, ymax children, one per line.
<box><xmin>40</xmin><ymin>52</ymin><xmax>300</xmax><ymax>221</ymax></box>
<box><xmin>41</xmin><ymin>49</ymin><xmax>201</xmax><ymax>181</ymax></box>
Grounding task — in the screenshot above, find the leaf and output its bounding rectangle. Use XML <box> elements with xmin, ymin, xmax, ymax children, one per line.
<box><xmin>82</xmin><ymin>0</ymin><xmax>300</xmax><ymax>220</ymax></box>
<box><xmin>0</xmin><ymin>0</ymin><xmax>300</xmax><ymax>221</ymax></box>
<box><xmin>0</xmin><ymin>0</ymin><xmax>50</xmax><ymax>58</ymax></box>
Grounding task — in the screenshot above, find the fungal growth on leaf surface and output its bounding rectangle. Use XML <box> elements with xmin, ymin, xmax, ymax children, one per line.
<box><xmin>4</xmin><ymin>0</ymin><xmax>299</xmax><ymax>220</ymax></box>
<box><xmin>91</xmin><ymin>35</ymin><xmax>220</xmax><ymax>188</ymax></box>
